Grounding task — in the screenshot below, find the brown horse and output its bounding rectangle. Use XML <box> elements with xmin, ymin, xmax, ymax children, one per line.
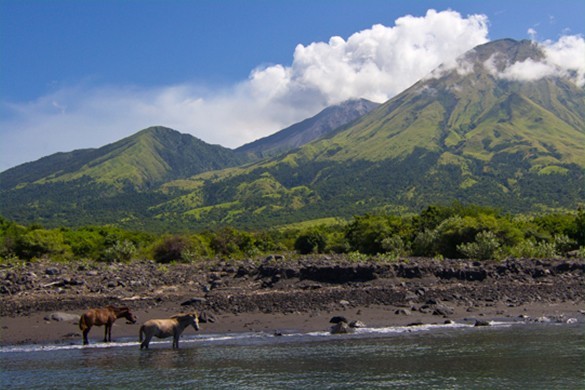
<box><xmin>139</xmin><ymin>312</ymin><xmax>200</xmax><ymax>349</ymax></box>
<box><xmin>79</xmin><ymin>306</ymin><xmax>137</xmax><ymax>345</ymax></box>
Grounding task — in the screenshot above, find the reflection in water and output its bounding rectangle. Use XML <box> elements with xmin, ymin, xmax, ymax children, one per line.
<box><xmin>1</xmin><ymin>323</ymin><xmax>584</xmax><ymax>389</ymax></box>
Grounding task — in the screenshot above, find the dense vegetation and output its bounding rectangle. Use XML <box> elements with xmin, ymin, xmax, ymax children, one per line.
<box><xmin>2</xmin><ymin>204</ymin><xmax>583</xmax><ymax>264</ymax></box>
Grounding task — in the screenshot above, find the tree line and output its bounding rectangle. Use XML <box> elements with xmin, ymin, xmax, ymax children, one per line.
<box><xmin>1</xmin><ymin>203</ymin><xmax>583</xmax><ymax>264</ymax></box>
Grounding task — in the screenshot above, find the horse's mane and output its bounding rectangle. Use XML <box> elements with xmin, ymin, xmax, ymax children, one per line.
<box><xmin>171</xmin><ymin>312</ymin><xmax>198</xmax><ymax>320</ymax></box>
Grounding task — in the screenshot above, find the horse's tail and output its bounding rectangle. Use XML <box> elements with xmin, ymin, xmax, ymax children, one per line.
<box><xmin>79</xmin><ymin>314</ymin><xmax>88</xmax><ymax>331</ymax></box>
<box><xmin>139</xmin><ymin>325</ymin><xmax>145</xmax><ymax>342</ymax></box>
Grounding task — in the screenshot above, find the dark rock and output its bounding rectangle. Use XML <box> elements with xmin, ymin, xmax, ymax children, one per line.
<box><xmin>474</xmin><ymin>320</ymin><xmax>491</xmax><ymax>327</ymax></box>
<box><xmin>395</xmin><ymin>308</ymin><xmax>411</xmax><ymax>316</ymax></box>
<box><xmin>566</xmin><ymin>250</ymin><xmax>581</xmax><ymax>258</ymax></box>
<box><xmin>331</xmin><ymin>322</ymin><xmax>353</xmax><ymax>334</ymax></box>
<box><xmin>329</xmin><ymin>316</ymin><xmax>348</xmax><ymax>324</ymax></box>
<box><xmin>198</xmin><ymin>311</ymin><xmax>216</xmax><ymax>323</ymax></box>
<box><xmin>415</xmin><ymin>288</ymin><xmax>427</xmax><ymax>296</ymax></box>
<box><xmin>45</xmin><ymin>267</ymin><xmax>60</xmax><ymax>276</ymax></box>
<box><xmin>181</xmin><ymin>297</ymin><xmax>208</xmax><ymax>306</ymax></box>
<box><xmin>419</xmin><ymin>305</ymin><xmax>433</xmax><ymax>314</ymax></box>
<box><xmin>397</xmin><ymin>265</ymin><xmax>422</xmax><ymax>278</ymax></box>
<box><xmin>300</xmin><ymin>265</ymin><xmax>376</xmax><ymax>283</ymax></box>
<box><xmin>433</xmin><ymin>304</ymin><xmax>454</xmax><ymax>316</ymax></box>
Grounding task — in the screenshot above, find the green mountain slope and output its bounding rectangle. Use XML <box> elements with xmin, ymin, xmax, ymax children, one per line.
<box><xmin>0</xmin><ymin>126</ymin><xmax>248</xmax><ymax>227</ymax></box>
<box><xmin>153</xmin><ymin>39</ymin><xmax>584</xmax><ymax>229</ymax></box>
<box><xmin>236</xmin><ymin>99</ymin><xmax>380</xmax><ymax>158</ymax></box>
<box><xmin>0</xmin><ymin>126</ymin><xmax>247</xmax><ymax>190</ymax></box>
<box><xmin>1</xmin><ymin>39</ymin><xmax>583</xmax><ymax>231</ymax></box>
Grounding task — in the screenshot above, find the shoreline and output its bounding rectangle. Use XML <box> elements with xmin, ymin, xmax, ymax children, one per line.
<box><xmin>1</xmin><ymin>301</ymin><xmax>583</xmax><ymax>347</ymax></box>
<box><xmin>1</xmin><ymin>257</ymin><xmax>583</xmax><ymax>346</ymax></box>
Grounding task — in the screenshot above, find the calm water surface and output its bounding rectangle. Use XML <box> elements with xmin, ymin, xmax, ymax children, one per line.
<box><xmin>1</xmin><ymin>322</ymin><xmax>584</xmax><ymax>389</ymax></box>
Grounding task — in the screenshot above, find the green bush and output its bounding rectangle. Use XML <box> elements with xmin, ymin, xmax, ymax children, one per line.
<box><xmin>100</xmin><ymin>240</ymin><xmax>136</xmax><ymax>262</ymax></box>
<box><xmin>457</xmin><ymin>230</ymin><xmax>502</xmax><ymax>260</ymax></box>
<box><xmin>153</xmin><ymin>235</ymin><xmax>190</xmax><ymax>263</ymax></box>
<box><xmin>0</xmin><ymin>205</ymin><xmax>582</xmax><ymax>262</ymax></box>
<box><xmin>346</xmin><ymin>213</ymin><xmax>412</xmax><ymax>255</ymax></box>
<box><xmin>294</xmin><ymin>230</ymin><xmax>327</xmax><ymax>254</ymax></box>
<box><xmin>151</xmin><ymin>234</ymin><xmax>211</xmax><ymax>263</ymax></box>
<box><xmin>412</xmin><ymin>228</ymin><xmax>438</xmax><ymax>257</ymax></box>
<box><xmin>209</xmin><ymin>227</ymin><xmax>258</xmax><ymax>258</ymax></box>
<box><xmin>62</xmin><ymin>228</ymin><xmax>104</xmax><ymax>259</ymax></box>
<box><xmin>509</xmin><ymin>239</ymin><xmax>556</xmax><ymax>258</ymax></box>
<box><xmin>380</xmin><ymin>235</ymin><xmax>408</xmax><ymax>257</ymax></box>
<box><xmin>434</xmin><ymin>216</ymin><xmax>481</xmax><ymax>258</ymax></box>
<box><xmin>14</xmin><ymin>228</ymin><xmax>71</xmax><ymax>260</ymax></box>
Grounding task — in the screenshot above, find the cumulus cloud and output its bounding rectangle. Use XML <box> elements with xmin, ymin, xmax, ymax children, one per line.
<box><xmin>484</xmin><ymin>34</ymin><xmax>585</xmax><ymax>86</ymax></box>
<box><xmin>250</xmin><ymin>9</ymin><xmax>489</xmax><ymax>107</ymax></box>
<box><xmin>1</xmin><ymin>9</ymin><xmax>491</xmax><ymax>171</ymax></box>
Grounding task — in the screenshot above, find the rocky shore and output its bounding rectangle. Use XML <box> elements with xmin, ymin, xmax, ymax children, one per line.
<box><xmin>1</xmin><ymin>256</ymin><xmax>584</xmax><ymax>345</ymax></box>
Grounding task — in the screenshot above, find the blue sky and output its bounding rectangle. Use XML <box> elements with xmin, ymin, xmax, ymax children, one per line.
<box><xmin>1</xmin><ymin>0</ymin><xmax>584</xmax><ymax>171</ymax></box>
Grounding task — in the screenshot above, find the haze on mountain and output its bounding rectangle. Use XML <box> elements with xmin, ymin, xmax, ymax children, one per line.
<box><xmin>0</xmin><ymin>99</ymin><xmax>376</xmax><ymax>228</ymax></box>
<box><xmin>1</xmin><ymin>39</ymin><xmax>583</xmax><ymax>231</ymax></box>
<box><xmin>237</xmin><ymin>99</ymin><xmax>380</xmax><ymax>158</ymax></box>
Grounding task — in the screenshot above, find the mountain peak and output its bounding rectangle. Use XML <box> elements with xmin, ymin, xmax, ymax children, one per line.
<box><xmin>0</xmin><ymin>126</ymin><xmax>246</xmax><ymax>191</ymax></box>
<box><xmin>464</xmin><ymin>39</ymin><xmax>544</xmax><ymax>71</ymax></box>
<box><xmin>236</xmin><ymin>98</ymin><xmax>380</xmax><ymax>158</ymax></box>
<box><xmin>1</xmin><ymin>40</ymin><xmax>583</xmax><ymax>229</ymax></box>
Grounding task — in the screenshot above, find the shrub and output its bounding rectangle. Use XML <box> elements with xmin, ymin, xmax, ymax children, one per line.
<box><xmin>14</xmin><ymin>228</ymin><xmax>71</xmax><ymax>260</ymax></box>
<box><xmin>100</xmin><ymin>240</ymin><xmax>136</xmax><ymax>262</ymax></box>
<box><xmin>380</xmin><ymin>235</ymin><xmax>408</xmax><ymax>257</ymax></box>
<box><xmin>345</xmin><ymin>213</ymin><xmax>411</xmax><ymax>255</ymax></box>
<box><xmin>209</xmin><ymin>227</ymin><xmax>258</xmax><ymax>258</ymax></box>
<box><xmin>294</xmin><ymin>230</ymin><xmax>327</xmax><ymax>254</ymax></box>
<box><xmin>434</xmin><ymin>216</ymin><xmax>481</xmax><ymax>258</ymax></box>
<box><xmin>457</xmin><ymin>230</ymin><xmax>502</xmax><ymax>260</ymax></box>
<box><xmin>552</xmin><ymin>234</ymin><xmax>576</xmax><ymax>256</ymax></box>
<box><xmin>150</xmin><ymin>234</ymin><xmax>211</xmax><ymax>263</ymax></box>
<box><xmin>153</xmin><ymin>235</ymin><xmax>189</xmax><ymax>263</ymax></box>
<box><xmin>509</xmin><ymin>239</ymin><xmax>557</xmax><ymax>258</ymax></box>
<box><xmin>412</xmin><ymin>228</ymin><xmax>438</xmax><ymax>257</ymax></box>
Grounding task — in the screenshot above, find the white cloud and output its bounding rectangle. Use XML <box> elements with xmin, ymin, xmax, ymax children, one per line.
<box><xmin>484</xmin><ymin>35</ymin><xmax>585</xmax><ymax>86</ymax></box>
<box><xmin>1</xmin><ymin>9</ymin><xmax>491</xmax><ymax>171</ymax></box>
<box><xmin>251</xmin><ymin>9</ymin><xmax>489</xmax><ymax>106</ymax></box>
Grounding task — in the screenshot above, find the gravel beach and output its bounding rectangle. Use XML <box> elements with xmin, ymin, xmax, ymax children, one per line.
<box><xmin>1</xmin><ymin>256</ymin><xmax>583</xmax><ymax>346</ymax></box>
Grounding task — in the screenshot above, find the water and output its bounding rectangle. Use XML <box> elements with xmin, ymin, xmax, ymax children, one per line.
<box><xmin>1</xmin><ymin>322</ymin><xmax>584</xmax><ymax>389</ymax></box>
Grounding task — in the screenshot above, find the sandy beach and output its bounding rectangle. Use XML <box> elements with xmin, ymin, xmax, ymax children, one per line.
<box><xmin>2</xmin><ymin>301</ymin><xmax>584</xmax><ymax>347</ymax></box>
<box><xmin>1</xmin><ymin>257</ymin><xmax>583</xmax><ymax>346</ymax></box>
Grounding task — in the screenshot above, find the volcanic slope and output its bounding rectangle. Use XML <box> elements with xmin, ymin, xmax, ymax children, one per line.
<box><xmin>155</xmin><ymin>39</ymin><xmax>584</xmax><ymax>229</ymax></box>
<box><xmin>0</xmin><ymin>126</ymin><xmax>248</xmax><ymax>227</ymax></box>
<box><xmin>237</xmin><ymin>98</ymin><xmax>380</xmax><ymax>158</ymax></box>
<box><xmin>0</xmin><ymin>100</ymin><xmax>379</xmax><ymax>229</ymax></box>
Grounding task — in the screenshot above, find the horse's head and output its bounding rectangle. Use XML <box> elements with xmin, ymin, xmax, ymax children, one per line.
<box><xmin>189</xmin><ymin>312</ymin><xmax>200</xmax><ymax>331</ymax></box>
<box><xmin>124</xmin><ymin>310</ymin><xmax>137</xmax><ymax>324</ymax></box>
<box><xmin>174</xmin><ymin>312</ymin><xmax>200</xmax><ymax>331</ymax></box>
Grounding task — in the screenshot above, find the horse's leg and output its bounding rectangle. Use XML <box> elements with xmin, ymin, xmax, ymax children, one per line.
<box><xmin>83</xmin><ymin>327</ymin><xmax>91</xmax><ymax>345</ymax></box>
<box><xmin>104</xmin><ymin>324</ymin><xmax>110</xmax><ymax>342</ymax></box>
<box><xmin>141</xmin><ymin>334</ymin><xmax>151</xmax><ymax>349</ymax></box>
<box><xmin>173</xmin><ymin>331</ymin><xmax>179</xmax><ymax>349</ymax></box>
